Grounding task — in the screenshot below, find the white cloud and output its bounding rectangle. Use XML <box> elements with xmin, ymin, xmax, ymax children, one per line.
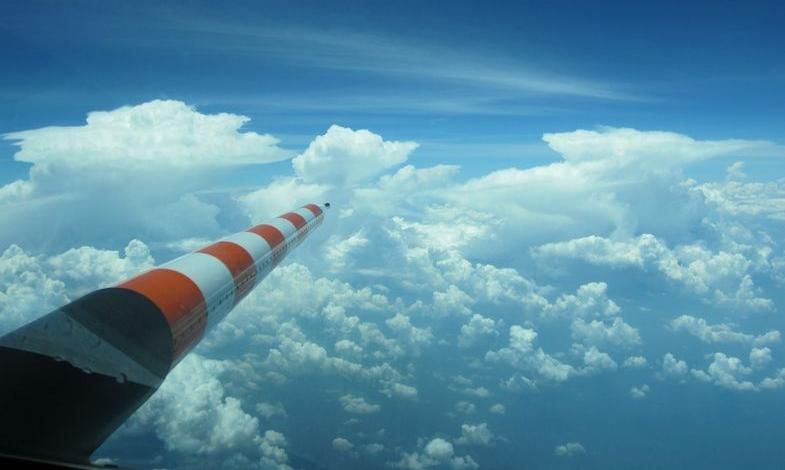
<box><xmin>382</xmin><ymin>382</ymin><xmax>419</xmax><ymax>400</ymax></box>
<box><xmin>255</xmin><ymin>403</ymin><xmax>288</xmax><ymax>420</ymax></box>
<box><xmin>629</xmin><ymin>384</ymin><xmax>650</xmax><ymax>399</ymax></box>
<box><xmin>750</xmin><ymin>347</ymin><xmax>772</xmax><ymax>369</ymax></box>
<box><xmin>238</xmin><ymin>177</ymin><xmax>329</xmax><ymax>223</ymax></box>
<box><xmin>458</xmin><ymin>314</ymin><xmax>498</xmax><ymax>349</ymax></box>
<box><xmin>431</xmin><ymin>285</ymin><xmax>475</xmax><ymax>317</ymax></box>
<box><xmin>5</xmin><ymin>110</ymin><xmax>785</xmax><ymax>470</ymax></box>
<box><xmin>542</xmin><ymin>128</ymin><xmax>771</xmax><ymax>170</ymax></box>
<box><xmin>124</xmin><ymin>354</ymin><xmax>291</xmax><ymax>468</ymax></box>
<box><xmin>455</xmin><ymin>423</ymin><xmax>493</xmax><ymax>446</ymax></box>
<box><xmin>385</xmin><ymin>313</ymin><xmax>433</xmax><ymax>355</ymax></box>
<box><xmin>390</xmin><ymin>436</ymin><xmax>479</xmax><ymax>470</ymax></box>
<box><xmin>700</xmin><ymin>177</ymin><xmax>785</xmax><ymax>222</ymax></box>
<box><xmin>0</xmin><ymin>245</ymin><xmax>69</xmax><ymax>334</ymax></box>
<box><xmin>691</xmin><ymin>353</ymin><xmax>756</xmax><ymax>391</ymax></box>
<box><xmin>339</xmin><ymin>394</ymin><xmax>381</xmax><ymax>414</ymax></box>
<box><xmin>489</xmin><ymin>404</ymin><xmax>506</xmax><ymax>415</ymax></box>
<box><xmin>0</xmin><ymin>100</ymin><xmax>290</xmax><ymax>251</ymax></box>
<box><xmin>332</xmin><ymin>437</ymin><xmax>354</xmax><ymax>452</ymax></box>
<box><xmin>4</xmin><ymin>100</ymin><xmax>288</xmax><ymax>170</ymax></box>
<box><xmin>0</xmin><ymin>240</ymin><xmax>156</xmax><ymax>335</ymax></box>
<box><xmin>536</xmin><ymin>234</ymin><xmax>773</xmax><ymax>311</ymax></box>
<box><xmin>760</xmin><ymin>369</ymin><xmax>785</xmax><ymax>390</ymax></box>
<box><xmin>582</xmin><ymin>346</ymin><xmax>618</xmax><ymax>373</ymax></box>
<box><xmin>292</xmin><ymin>124</ymin><xmax>417</xmax><ymax>185</ymax></box>
<box><xmin>449</xmin><ymin>455</ymin><xmax>480</xmax><ymax>470</ymax></box>
<box><xmin>486</xmin><ymin>326</ymin><xmax>575</xmax><ymax>382</ymax></box>
<box><xmin>461</xmin><ymin>386</ymin><xmax>490</xmax><ymax>398</ymax></box>
<box><xmin>424</xmin><ymin>438</ymin><xmax>454</xmax><ymax>461</ymax></box>
<box><xmin>726</xmin><ymin>161</ymin><xmax>747</xmax><ymax>180</ymax></box>
<box><xmin>324</xmin><ymin>230</ymin><xmax>371</xmax><ymax>272</ymax></box>
<box><xmin>571</xmin><ymin>317</ymin><xmax>641</xmax><ymax>349</ymax></box>
<box><xmin>364</xmin><ymin>443</ymin><xmax>385</xmax><ymax>455</ymax></box>
<box><xmin>670</xmin><ymin>315</ymin><xmax>780</xmax><ymax>346</ymax></box>
<box><xmin>454</xmin><ymin>402</ymin><xmax>476</xmax><ymax>415</ymax></box>
<box><xmin>554</xmin><ymin>442</ymin><xmax>586</xmax><ymax>457</ymax></box>
<box><xmin>622</xmin><ymin>356</ymin><xmax>648</xmax><ymax>369</ymax></box>
<box><xmin>256</xmin><ymin>430</ymin><xmax>292</xmax><ymax>470</ymax></box>
<box><xmin>546</xmin><ymin>282</ymin><xmax>621</xmax><ymax>319</ymax></box>
<box><xmin>46</xmin><ymin>240</ymin><xmax>154</xmax><ymax>294</ymax></box>
<box><xmin>335</xmin><ymin>339</ymin><xmax>363</xmax><ymax>357</ymax></box>
<box><xmin>662</xmin><ymin>353</ymin><xmax>688</xmax><ymax>378</ymax></box>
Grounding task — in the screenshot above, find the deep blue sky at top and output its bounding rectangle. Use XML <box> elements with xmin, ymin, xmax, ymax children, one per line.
<box><xmin>1</xmin><ymin>0</ymin><xmax>783</xmax><ymax>185</ymax></box>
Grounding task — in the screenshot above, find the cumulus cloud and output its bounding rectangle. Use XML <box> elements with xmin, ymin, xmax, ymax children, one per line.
<box><xmin>760</xmin><ymin>369</ymin><xmax>785</xmax><ymax>390</ymax></box>
<box><xmin>629</xmin><ymin>384</ymin><xmax>650</xmax><ymax>399</ymax></box>
<box><xmin>123</xmin><ymin>354</ymin><xmax>292</xmax><ymax>469</ymax></box>
<box><xmin>455</xmin><ymin>423</ymin><xmax>493</xmax><ymax>446</ymax></box>
<box><xmin>622</xmin><ymin>356</ymin><xmax>648</xmax><ymax>368</ymax></box>
<box><xmin>554</xmin><ymin>442</ymin><xmax>586</xmax><ymax>457</ymax></box>
<box><xmin>0</xmin><ymin>245</ymin><xmax>69</xmax><ymax>333</ymax></box>
<box><xmin>332</xmin><ymin>437</ymin><xmax>354</xmax><ymax>452</ymax></box>
<box><xmin>691</xmin><ymin>353</ymin><xmax>756</xmax><ymax>391</ymax></box>
<box><xmin>4</xmin><ymin>108</ymin><xmax>784</xmax><ymax>470</ymax></box>
<box><xmin>292</xmin><ymin>125</ymin><xmax>417</xmax><ymax>185</ymax></box>
<box><xmin>489</xmin><ymin>404</ymin><xmax>506</xmax><ymax>415</ymax></box>
<box><xmin>364</xmin><ymin>443</ymin><xmax>385</xmax><ymax>455</ymax></box>
<box><xmin>700</xmin><ymin>176</ymin><xmax>785</xmax><ymax>222</ymax></box>
<box><xmin>238</xmin><ymin>177</ymin><xmax>329</xmax><ymax>223</ymax></box>
<box><xmin>543</xmin><ymin>128</ymin><xmax>772</xmax><ymax>170</ymax></box>
<box><xmin>256</xmin><ymin>403</ymin><xmax>288</xmax><ymax>420</ymax></box>
<box><xmin>546</xmin><ymin>282</ymin><xmax>621</xmax><ymax>319</ymax></box>
<box><xmin>582</xmin><ymin>346</ymin><xmax>618</xmax><ymax>373</ymax></box>
<box><xmin>386</xmin><ymin>313</ymin><xmax>434</xmax><ymax>355</ymax></box>
<box><xmin>750</xmin><ymin>347</ymin><xmax>772</xmax><ymax>369</ymax></box>
<box><xmin>458</xmin><ymin>314</ymin><xmax>498</xmax><ymax>348</ymax></box>
<box><xmin>382</xmin><ymin>382</ymin><xmax>419</xmax><ymax>400</ymax></box>
<box><xmin>0</xmin><ymin>240</ymin><xmax>154</xmax><ymax>334</ymax></box>
<box><xmin>670</xmin><ymin>315</ymin><xmax>780</xmax><ymax>346</ymax></box>
<box><xmin>340</xmin><ymin>394</ymin><xmax>381</xmax><ymax>414</ymax></box>
<box><xmin>4</xmin><ymin>100</ymin><xmax>288</xmax><ymax>169</ymax></box>
<box><xmin>571</xmin><ymin>317</ymin><xmax>641</xmax><ymax>349</ymax></box>
<box><xmin>486</xmin><ymin>326</ymin><xmax>574</xmax><ymax>382</ymax></box>
<box><xmin>424</xmin><ymin>438</ymin><xmax>454</xmax><ymax>461</ymax></box>
<box><xmin>535</xmin><ymin>235</ymin><xmax>773</xmax><ymax>311</ymax></box>
<box><xmin>0</xmin><ymin>100</ymin><xmax>292</xmax><ymax>251</ymax></box>
<box><xmin>662</xmin><ymin>353</ymin><xmax>688</xmax><ymax>378</ymax></box>
<box><xmin>454</xmin><ymin>402</ymin><xmax>477</xmax><ymax>415</ymax></box>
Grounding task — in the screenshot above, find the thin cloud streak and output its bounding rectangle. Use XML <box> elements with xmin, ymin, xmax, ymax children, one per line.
<box><xmin>104</xmin><ymin>12</ymin><xmax>646</xmax><ymax>102</ymax></box>
<box><xmin>178</xmin><ymin>22</ymin><xmax>645</xmax><ymax>101</ymax></box>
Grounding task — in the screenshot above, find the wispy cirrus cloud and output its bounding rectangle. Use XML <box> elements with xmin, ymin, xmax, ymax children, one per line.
<box><xmin>165</xmin><ymin>22</ymin><xmax>644</xmax><ymax>101</ymax></box>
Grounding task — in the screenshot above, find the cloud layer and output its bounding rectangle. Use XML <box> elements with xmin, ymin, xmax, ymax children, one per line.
<box><xmin>2</xmin><ymin>101</ymin><xmax>784</xmax><ymax>469</ymax></box>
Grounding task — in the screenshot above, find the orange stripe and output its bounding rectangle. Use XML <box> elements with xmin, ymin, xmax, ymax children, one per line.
<box><xmin>304</xmin><ymin>204</ymin><xmax>322</xmax><ymax>217</ymax></box>
<box><xmin>248</xmin><ymin>224</ymin><xmax>285</xmax><ymax>248</ymax></box>
<box><xmin>280</xmin><ymin>212</ymin><xmax>307</xmax><ymax>230</ymax></box>
<box><xmin>117</xmin><ymin>268</ymin><xmax>207</xmax><ymax>360</ymax></box>
<box><xmin>199</xmin><ymin>241</ymin><xmax>256</xmax><ymax>299</ymax></box>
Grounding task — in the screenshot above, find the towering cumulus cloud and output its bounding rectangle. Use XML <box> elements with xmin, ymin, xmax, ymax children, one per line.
<box><xmin>1</xmin><ymin>101</ymin><xmax>288</xmax><ymax>251</ymax></box>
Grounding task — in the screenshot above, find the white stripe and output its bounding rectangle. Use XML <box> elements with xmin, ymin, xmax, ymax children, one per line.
<box><xmin>222</xmin><ymin>231</ymin><xmax>275</xmax><ymax>281</ymax></box>
<box><xmin>222</xmin><ymin>231</ymin><xmax>272</xmax><ymax>264</ymax></box>
<box><xmin>267</xmin><ymin>217</ymin><xmax>297</xmax><ymax>240</ymax></box>
<box><xmin>294</xmin><ymin>207</ymin><xmax>316</xmax><ymax>223</ymax></box>
<box><xmin>162</xmin><ymin>253</ymin><xmax>235</xmax><ymax>331</ymax></box>
<box><xmin>309</xmin><ymin>213</ymin><xmax>324</xmax><ymax>229</ymax></box>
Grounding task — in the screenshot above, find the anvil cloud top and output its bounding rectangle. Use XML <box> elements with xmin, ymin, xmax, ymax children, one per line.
<box><xmin>0</xmin><ymin>203</ymin><xmax>329</xmax><ymax>465</ymax></box>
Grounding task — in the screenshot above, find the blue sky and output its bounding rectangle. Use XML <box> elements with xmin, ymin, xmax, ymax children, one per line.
<box><xmin>2</xmin><ymin>0</ymin><xmax>784</xmax><ymax>177</ymax></box>
<box><xmin>1</xmin><ymin>2</ymin><xmax>785</xmax><ymax>469</ymax></box>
